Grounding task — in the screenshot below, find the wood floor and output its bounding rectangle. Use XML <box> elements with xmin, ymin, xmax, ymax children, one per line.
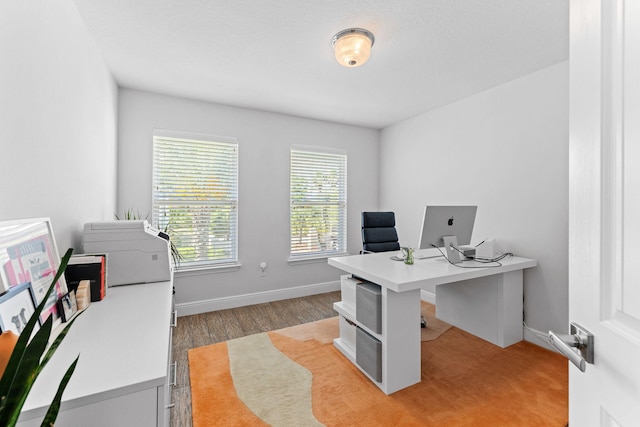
<box><xmin>170</xmin><ymin>291</ymin><xmax>342</xmax><ymax>427</ymax></box>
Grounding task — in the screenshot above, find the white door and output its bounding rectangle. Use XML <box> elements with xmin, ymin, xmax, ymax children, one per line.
<box><xmin>568</xmin><ymin>0</ymin><xmax>640</xmax><ymax>425</ymax></box>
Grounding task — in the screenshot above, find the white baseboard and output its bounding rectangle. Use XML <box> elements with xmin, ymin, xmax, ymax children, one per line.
<box><xmin>420</xmin><ymin>289</ymin><xmax>436</xmax><ymax>305</ymax></box>
<box><xmin>176</xmin><ymin>280</ymin><xmax>340</xmax><ymax>317</ymax></box>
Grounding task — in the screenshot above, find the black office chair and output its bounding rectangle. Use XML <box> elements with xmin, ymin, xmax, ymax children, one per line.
<box><xmin>360</xmin><ymin>211</ymin><xmax>427</xmax><ymax>328</ymax></box>
<box><xmin>361</xmin><ymin>211</ymin><xmax>400</xmax><ymax>253</ymax></box>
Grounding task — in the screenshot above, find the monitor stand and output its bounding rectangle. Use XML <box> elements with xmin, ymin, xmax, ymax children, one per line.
<box><xmin>443</xmin><ymin>235</ymin><xmax>463</xmax><ymax>263</ymax></box>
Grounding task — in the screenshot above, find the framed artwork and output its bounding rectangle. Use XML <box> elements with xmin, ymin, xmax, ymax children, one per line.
<box><xmin>57</xmin><ymin>290</ymin><xmax>78</xmax><ymax>323</ymax></box>
<box><xmin>0</xmin><ymin>218</ymin><xmax>68</xmax><ymax>327</ymax></box>
<box><xmin>0</xmin><ymin>282</ymin><xmax>38</xmax><ymax>335</ymax></box>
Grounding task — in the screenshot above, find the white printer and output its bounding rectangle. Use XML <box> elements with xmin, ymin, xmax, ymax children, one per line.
<box><xmin>82</xmin><ymin>220</ymin><xmax>172</xmax><ymax>286</ymax></box>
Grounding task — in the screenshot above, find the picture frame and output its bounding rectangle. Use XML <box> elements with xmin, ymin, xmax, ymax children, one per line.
<box><xmin>57</xmin><ymin>290</ymin><xmax>78</xmax><ymax>323</ymax></box>
<box><xmin>0</xmin><ymin>281</ymin><xmax>38</xmax><ymax>335</ymax></box>
<box><xmin>0</xmin><ymin>218</ymin><xmax>68</xmax><ymax>328</ymax></box>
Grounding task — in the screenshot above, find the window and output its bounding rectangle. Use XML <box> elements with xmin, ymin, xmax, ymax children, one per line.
<box><xmin>153</xmin><ymin>130</ymin><xmax>238</xmax><ymax>269</ymax></box>
<box><xmin>290</xmin><ymin>146</ymin><xmax>347</xmax><ymax>259</ymax></box>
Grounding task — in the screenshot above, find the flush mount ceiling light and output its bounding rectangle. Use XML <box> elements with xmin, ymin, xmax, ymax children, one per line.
<box><xmin>331</xmin><ymin>28</ymin><xmax>375</xmax><ymax>68</ymax></box>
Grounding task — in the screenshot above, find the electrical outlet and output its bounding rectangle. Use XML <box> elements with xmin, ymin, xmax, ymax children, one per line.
<box><xmin>259</xmin><ymin>261</ymin><xmax>267</xmax><ymax>277</ymax></box>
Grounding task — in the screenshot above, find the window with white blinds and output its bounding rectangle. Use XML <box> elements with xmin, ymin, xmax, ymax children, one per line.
<box><xmin>153</xmin><ymin>131</ymin><xmax>238</xmax><ymax>269</ymax></box>
<box><xmin>290</xmin><ymin>146</ymin><xmax>347</xmax><ymax>259</ymax></box>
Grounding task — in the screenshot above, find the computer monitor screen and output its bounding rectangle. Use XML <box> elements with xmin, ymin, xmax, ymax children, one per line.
<box><xmin>419</xmin><ymin>206</ymin><xmax>477</xmax><ymax>249</ymax></box>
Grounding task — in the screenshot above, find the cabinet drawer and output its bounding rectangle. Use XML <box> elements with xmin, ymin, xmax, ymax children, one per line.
<box><xmin>356</xmin><ymin>282</ymin><xmax>382</xmax><ymax>334</ymax></box>
<box><xmin>356</xmin><ymin>327</ymin><xmax>382</xmax><ymax>382</ymax></box>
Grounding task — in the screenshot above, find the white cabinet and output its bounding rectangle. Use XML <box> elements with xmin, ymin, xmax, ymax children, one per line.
<box><xmin>17</xmin><ymin>280</ymin><xmax>174</xmax><ymax>427</ymax></box>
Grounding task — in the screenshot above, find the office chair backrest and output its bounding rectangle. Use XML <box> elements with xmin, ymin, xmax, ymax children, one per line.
<box><xmin>361</xmin><ymin>212</ymin><xmax>400</xmax><ymax>253</ymax></box>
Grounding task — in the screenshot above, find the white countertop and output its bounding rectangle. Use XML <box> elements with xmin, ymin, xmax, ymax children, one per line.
<box><xmin>18</xmin><ymin>280</ymin><xmax>173</xmax><ymax>422</ymax></box>
<box><xmin>328</xmin><ymin>251</ymin><xmax>537</xmax><ymax>293</ymax></box>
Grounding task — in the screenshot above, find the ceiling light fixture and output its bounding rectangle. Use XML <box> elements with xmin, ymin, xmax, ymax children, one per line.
<box><xmin>331</xmin><ymin>28</ymin><xmax>375</xmax><ymax>68</ymax></box>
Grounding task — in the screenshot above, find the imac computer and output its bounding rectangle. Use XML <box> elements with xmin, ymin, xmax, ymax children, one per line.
<box><xmin>418</xmin><ymin>206</ymin><xmax>477</xmax><ymax>260</ymax></box>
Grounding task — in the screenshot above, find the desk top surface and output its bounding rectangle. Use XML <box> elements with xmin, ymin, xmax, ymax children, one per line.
<box><xmin>328</xmin><ymin>251</ymin><xmax>537</xmax><ymax>292</ymax></box>
<box><xmin>19</xmin><ymin>280</ymin><xmax>173</xmax><ymax>421</ymax></box>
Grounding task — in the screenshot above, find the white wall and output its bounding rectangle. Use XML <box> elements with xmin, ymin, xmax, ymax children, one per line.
<box><xmin>0</xmin><ymin>1</ymin><xmax>566</xmax><ymax>335</ymax></box>
<box><xmin>380</xmin><ymin>62</ymin><xmax>569</xmax><ymax>340</ymax></box>
<box><xmin>0</xmin><ymin>0</ymin><xmax>118</xmax><ymax>251</ymax></box>
<box><xmin>118</xmin><ymin>89</ymin><xmax>379</xmax><ymax>313</ymax></box>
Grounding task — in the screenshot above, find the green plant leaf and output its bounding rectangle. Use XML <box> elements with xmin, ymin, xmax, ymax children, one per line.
<box><xmin>12</xmin><ymin>310</ymin><xmax>84</xmax><ymax>424</ymax></box>
<box><xmin>0</xmin><ymin>319</ymin><xmax>53</xmax><ymax>426</ymax></box>
<box><xmin>39</xmin><ymin>313</ymin><xmax>81</xmax><ymax>369</ymax></box>
<box><xmin>2</xmin><ymin>307</ymin><xmax>83</xmax><ymax>426</ymax></box>
<box><xmin>115</xmin><ymin>208</ymin><xmax>149</xmax><ymax>221</ymax></box>
<box><xmin>0</xmin><ymin>248</ymin><xmax>74</xmax><ymax>426</ymax></box>
<box><xmin>40</xmin><ymin>356</ymin><xmax>79</xmax><ymax>427</ymax></box>
<box><xmin>0</xmin><ymin>248</ymin><xmax>71</xmax><ymax>398</ymax></box>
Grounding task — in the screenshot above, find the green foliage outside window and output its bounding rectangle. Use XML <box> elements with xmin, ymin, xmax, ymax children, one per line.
<box><xmin>290</xmin><ymin>148</ymin><xmax>346</xmax><ymax>257</ymax></box>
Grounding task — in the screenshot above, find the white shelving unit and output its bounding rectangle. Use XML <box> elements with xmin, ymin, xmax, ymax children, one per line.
<box><xmin>333</xmin><ymin>275</ymin><xmax>421</xmax><ymax>395</ymax></box>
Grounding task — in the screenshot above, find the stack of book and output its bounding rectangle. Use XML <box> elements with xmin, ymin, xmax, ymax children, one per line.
<box><xmin>64</xmin><ymin>254</ymin><xmax>107</xmax><ymax>302</ymax></box>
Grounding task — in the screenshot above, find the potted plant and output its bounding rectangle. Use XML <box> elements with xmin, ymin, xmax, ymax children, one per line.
<box><xmin>115</xmin><ymin>209</ymin><xmax>183</xmax><ymax>268</ymax></box>
<box><xmin>0</xmin><ymin>248</ymin><xmax>80</xmax><ymax>426</ymax></box>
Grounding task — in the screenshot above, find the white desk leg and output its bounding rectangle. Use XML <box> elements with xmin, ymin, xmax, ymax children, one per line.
<box><xmin>382</xmin><ymin>287</ymin><xmax>421</xmax><ymax>394</ymax></box>
<box><xmin>499</xmin><ymin>270</ymin><xmax>525</xmax><ymax>347</ymax></box>
<box><xmin>435</xmin><ymin>270</ymin><xmax>523</xmax><ymax>348</ymax></box>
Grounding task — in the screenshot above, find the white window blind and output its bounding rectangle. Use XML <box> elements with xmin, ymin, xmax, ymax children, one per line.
<box><xmin>290</xmin><ymin>146</ymin><xmax>347</xmax><ymax>258</ymax></box>
<box><xmin>153</xmin><ymin>131</ymin><xmax>238</xmax><ymax>269</ymax></box>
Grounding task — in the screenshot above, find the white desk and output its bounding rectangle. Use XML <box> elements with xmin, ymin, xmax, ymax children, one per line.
<box><xmin>18</xmin><ymin>280</ymin><xmax>175</xmax><ymax>427</ymax></box>
<box><xmin>328</xmin><ymin>252</ymin><xmax>537</xmax><ymax>394</ymax></box>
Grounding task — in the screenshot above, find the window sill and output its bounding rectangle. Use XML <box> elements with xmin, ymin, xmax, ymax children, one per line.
<box><xmin>175</xmin><ymin>262</ymin><xmax>242</xmax><ymax>277</ymax></box>
<box><xmin>287</xmin><ymin>252</ymin><xmax>349</xmax><ymax>265</ymax></box>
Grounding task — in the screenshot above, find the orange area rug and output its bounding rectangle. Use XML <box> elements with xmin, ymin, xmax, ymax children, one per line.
<box><xmin>189</xmin><ymin>314</ymin><xmax>567</xmax><ymax>426</ymax></box>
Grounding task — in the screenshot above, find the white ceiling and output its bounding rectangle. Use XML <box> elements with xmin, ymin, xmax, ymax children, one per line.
<box><xmin>71</xmin><ymin>0</ymin><xmax>568</xmax><ymax>129</ymax></box>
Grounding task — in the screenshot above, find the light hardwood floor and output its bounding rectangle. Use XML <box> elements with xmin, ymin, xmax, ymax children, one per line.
<box><xmin>170</xmin><ymin>291</ymin><xmax>342</xmax><ymax>427</ymax></box>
